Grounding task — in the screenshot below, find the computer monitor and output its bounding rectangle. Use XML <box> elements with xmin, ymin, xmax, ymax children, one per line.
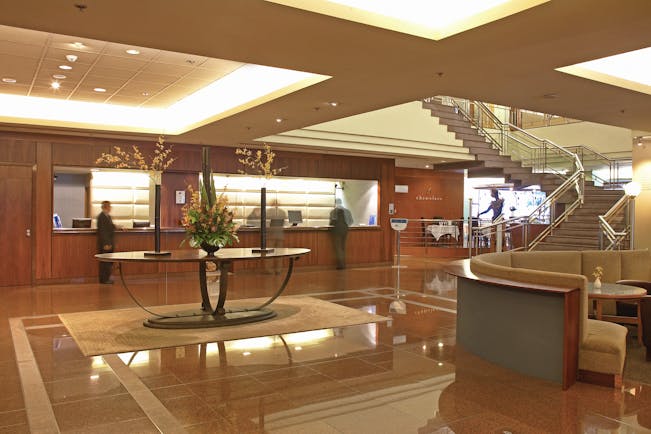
<box><xmin>71</xmin><ymin>218</ymin><xmax>92</xmax><ymax>228</ymax></box>
<box><xmin>133</xmin><ymin>220</ymin><xmax>150</xmax><ymax>228</ymax></box>
<box><xmin>287</xmin><ymin>210</ymin><xmax>302</xmax><ymax>226</ymax></box>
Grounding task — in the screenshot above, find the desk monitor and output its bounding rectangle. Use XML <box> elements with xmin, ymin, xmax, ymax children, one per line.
<box><xmin>71</xmin><ymin>218</ymin><xmax>92</xmax><ymax>228</ymax></box>
<box><xmin>133</xmin><ymin>220</ymin><xmax>150</xmax><ymax>228</ymax></box>
<box><xmin>288</xmin><ymin>210</ymin><xmax>302</xmax><ymax>226</ymax></box>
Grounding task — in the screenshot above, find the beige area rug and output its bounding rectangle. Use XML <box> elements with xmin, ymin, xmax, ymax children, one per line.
<box><xmin>59</xmin><ymin>296</ymin><xmax>388</xmax><ymax>357</ymax></box>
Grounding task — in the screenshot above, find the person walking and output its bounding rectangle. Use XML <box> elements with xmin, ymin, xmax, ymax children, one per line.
<box><xmin>96</xmin><ymin>200</ymin><xmax>116</xmax><ymax>284</ymax></box>
<box><xmin>330</xmin><ymin>199</ymin><xmax>353</xmax><ymax>269</ymax></box>
<box><xmin>479</xmin><ymin>189</ymin><xmax>504</xmax><ymax>221</ymax></box>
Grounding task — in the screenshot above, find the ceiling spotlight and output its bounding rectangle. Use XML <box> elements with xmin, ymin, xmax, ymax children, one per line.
<box><xmin>275</xmin><ymin>118</ymin><xmax>284</xmax><ymax>123</ymax></box>
<box><xmin>93</xmin><ymin>87</ymin><xmax>107</xmax><ymax>93</ymax></box>
<box><xmin>71</xmin><ymin>42</ymin><xmax>85</xmax><ymax>49</ymax></box>
<box><xmin>126</xmin><ymin>49</ymin><xmax>140</xmax><ymax>55</ymax></box>
<box><xmin>328</xmin><ymin>101</ymin><xmax>339</xmax><ymax>107</ymax></box>
<box><xmin>141</xmin><ymin>91</ymin><xmax>150</xmax><ymax>96</ymax></box>
<box><xmin>52</xmin><ymin>74</ymin><xmax>67</xmax><ymax>80</ymax></box>
<box><xmin>441</xmin><ymin>160</ymin><xmax>447</xmax><ymax>163</ymax></box>
<box><xmin>59</xmin><ymin>65</ymin><xmax>72</xmax><ymax>70</ymax></box>
<box><xmin>637</xmin><ymin>141</ymin><xmax>643</xmax><ymax>147</ymax></box>
<box><xmin>1</xmin><ymin>77</ymin><xmax>16</xmax><ymax>83</ymax></box>
<box><xmin>65</xmin><ymin>54</ymin><xmax>78</xmax><ymax>62</ymax></box>
<box><xmin>50</xmin><ymin>81</ymin><xmax>61</xmax><ymax>90</ymax></box>
<box><xmin>425</xmin><ymin>164</ymin><xmax>431</xmax><ymax>168</ymax></box>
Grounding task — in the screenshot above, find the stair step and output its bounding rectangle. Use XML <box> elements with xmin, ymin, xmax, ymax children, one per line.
<box><xmin>423</xmin><ymin>102</ymin><xmax>456</xmax><ymax>113</ymax></box>
<box><xmin>431</xmin><ymin>110</ymin><xmax>465</xmax><ymax>121</ymax></box>
<box><xmin>553</xmin><ymin>225</ymin><xmax>599</xmax><ymax>238</ymax></box>
<box><xmin>544</xmin><ymin>235</ymin><xmax>600</xmax><ymax>246</ymax></box>
<box><xmin>533</xmin><ymin>242</ymin><xmax>599</xmax><ymax>251</ymax></box>
<box><xmin>456</xmin><ymin>132</ymin><xmax>489</xmax><ymax>142</ymax></box>
<box><xmin>482</xmin><ymin>159</ymin><xmax>522</xmax><ymax>169</ymax></box>
<box><xmin>447</xmin><ymin>125</ymin><xmax>481</xmax><ymax>136</ymax></box>
<box><xmin>439</xmin><ymin>118</ymin><xmax>473</xmax><ymax>128</ymax></box>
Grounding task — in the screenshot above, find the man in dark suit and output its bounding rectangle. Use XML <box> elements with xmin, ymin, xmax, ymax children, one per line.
<box><xmin>329</xmin><ymin>199</ymin><xmax>353</xmax><ymax>270</ymax></box>
<box><xmin>97</xmin><ymin>200</ymin><xmax>116</xmax><ymax>284</ymax></box>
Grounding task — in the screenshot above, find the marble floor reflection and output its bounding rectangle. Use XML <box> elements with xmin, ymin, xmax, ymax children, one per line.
<box><xmin>2</xmin><ymin>256</ymin><xmax>651</xmax><ymax>433</ymax></box>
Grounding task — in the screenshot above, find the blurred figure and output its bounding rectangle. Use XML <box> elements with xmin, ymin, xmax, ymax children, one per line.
<box><xmin>479</xmin><ymin>188</ymin><xmax>504</xmax><ymax>221</ymax></box>
<box><xmin>266</xmin><ymin>202</ymin><xmax>286</xmax><ymax>273</ymax></box>
<box><xmin>330</xmin><ymin>199</ymin><xmax>353</xmax><ymax>269</ymax></box>
<box><xmin>96</xmin><ymin>201</ymin><xmax>116</xmax><ymax>284</ymax></box>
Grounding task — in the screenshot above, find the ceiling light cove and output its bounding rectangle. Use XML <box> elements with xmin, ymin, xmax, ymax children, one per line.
<box><xmin>557</xmin><ymin>46</ymin><xmax>651</xmax><ymax>96</ymax></box>
<box><xmin>265</xmin><ymin>0</ymin><xmax>549</xmax><ymax>40</ymax></box>
<box><xmin>0</xmin><ymin>63</ymin><xmax>330</xmax><ymax>135</ymax></box>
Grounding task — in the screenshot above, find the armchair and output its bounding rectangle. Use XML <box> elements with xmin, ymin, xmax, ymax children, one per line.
<box><xmin>617</xmin><ymin>280</ymin><xmax>651</xmax><ymax>361</ymax></box>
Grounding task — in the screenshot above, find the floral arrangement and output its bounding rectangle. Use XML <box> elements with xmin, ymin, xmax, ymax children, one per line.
<box><xmin>235</xmin><ymin>143</ymin><xmax>285</xmax><ymax>178</ymax></box>
<box><xmin>592</xmin><ymin>266</ymin><xmax>604</xmax><ymax>280</ymax></box>
<box><xmin>96</xmin><ymin>136</ymin><xmax>176</xmax><ymax>181</ymax></box>
<box><xmin>181</xmin><ymin>174</ymin><xmax>239</xmax><ymax>250</ymax></box>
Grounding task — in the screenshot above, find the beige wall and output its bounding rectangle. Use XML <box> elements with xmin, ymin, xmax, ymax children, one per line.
<box><xmin>259</xmin><ymin>101</ymin><xmax>473</xmax><ymax>161</ymax></box>
<box><xmin>633</xmin><ymin>138</ymin><xmax>651</xmax><ymax>249</ymax></box>
<box><xmin>528</xmin><ymin>121</ymin><xmax>633</xmax><ymax>158</ymax></box>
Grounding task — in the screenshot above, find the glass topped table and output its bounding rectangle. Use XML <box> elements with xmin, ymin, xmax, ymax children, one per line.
<box><xmin>96</xmin><ymin>248</ymin><xmax>310</xmax><ymax>329</ymax></box>
<box><xmin>587</xmin><ymin>282</ymin><xmax>647</xmax><ymax>344</ymax></box>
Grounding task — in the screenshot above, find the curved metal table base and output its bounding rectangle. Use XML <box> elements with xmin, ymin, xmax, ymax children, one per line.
<box><xmin>130</xmin><ymin>256</ymin><xmax>298</xmax><ymax>329</ymax></box>
<box><xmin>144</xmin><ymin>308</ymin><xmax>277</xmax><ymax>329</ymax></box>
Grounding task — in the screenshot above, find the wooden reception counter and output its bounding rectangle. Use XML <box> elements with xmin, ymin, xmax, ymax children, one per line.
<box><xmin>51</xmin><ymin>225</ymin><xmax>386</xmax><ymax>280</ymax></box>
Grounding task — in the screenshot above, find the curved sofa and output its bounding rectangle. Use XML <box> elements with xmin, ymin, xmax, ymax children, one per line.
<box><xmin>450</xmin><ymin>250</ymin><xmax>650</xmax><ymax>389</ymax></box>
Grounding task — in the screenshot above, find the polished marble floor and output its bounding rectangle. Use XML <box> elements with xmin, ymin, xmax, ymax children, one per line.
<box><xmin>2</xmin><ymin>257</ymin><xmax>651</xmax><ymax>433</ymax></box>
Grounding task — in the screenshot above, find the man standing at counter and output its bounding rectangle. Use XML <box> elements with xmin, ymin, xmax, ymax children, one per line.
<box><xmin>330</xmin><ymin>199</ymin><xmax>353</xmax><ymax>270</ymax></box>
<box><xmin>97</xmin><ymin>200</ymin><xmax>115</xmax><ymax>284</ymax></box>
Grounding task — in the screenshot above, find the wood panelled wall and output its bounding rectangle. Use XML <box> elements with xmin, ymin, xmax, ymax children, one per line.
<box><xmin>394</xmin><ymin>167</ymin><xmax>464</xmax><ymax>220</ymax></box>
<box><xmin>0</xmin><ymin>131</ymin><xmax>395</xmax><ymax>282</ymax></box>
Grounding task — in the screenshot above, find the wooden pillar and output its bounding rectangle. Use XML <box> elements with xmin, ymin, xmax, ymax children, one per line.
<box><xmin>35</xmin><ymin>141</ymin><xmax>53</xmax><ymax>280</ymax></box>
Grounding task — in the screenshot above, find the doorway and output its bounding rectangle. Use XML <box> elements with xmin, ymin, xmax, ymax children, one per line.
<box><xmin>0</xmin><ymin>165</ymin><xmax>32</xmax><ymax>286</ymax></box>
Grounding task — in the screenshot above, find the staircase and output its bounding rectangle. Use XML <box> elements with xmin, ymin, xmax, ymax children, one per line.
<box><xmin>533</xmin><ymin>186</ymin><xmax>624</xmax><ymax>250</ymax></box>
<box><xmin>423</xmin><ymin>100</ymin><xmax>555</xmax><ymax>191</ymax></box>
<box><xmin>423</xmin><ymin>98</ymin><xmax>626</xmax><ymax>251</ymax></box>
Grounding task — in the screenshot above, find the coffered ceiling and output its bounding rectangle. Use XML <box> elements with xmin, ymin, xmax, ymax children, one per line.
<box><xmin>0</xmin><ymin>0</ymin><xmax>650</xmax><ymax>152</ymax></box>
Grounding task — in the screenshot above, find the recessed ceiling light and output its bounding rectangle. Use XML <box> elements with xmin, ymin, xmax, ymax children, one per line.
<box><xmin>65</xmin><ymin>54</ymin><xmax>78</xmax><ymax>63</ymax></box>
<box><xmin>59</xmin><ymin>65</ymin><xmax>72</xmax><ymax>70</ymax></box>
<box><xmin>141</xmin><ymin>92</ymin><xmax>150</xmax><ymax>96</ymax></box>
<box><xmin>441</xmin><ymin>160</ymin><xmax>447</xmax><ymax>163</ymax></box>
<box><xmin>1</xmin><ymin>77</ymin><xmax>16</xmax><ymax>83</ymax></box>
<box><xmin>50</xmin><ymin>81</ymin><xmax>61</xmax><ymax>90</ymax></box>
<box><xmin>425</xmin><ymin>164</ymin><xmax>431</xmax><ymax>168</ymax></box>
<box><xmin>93</xmin><ymin>87</ymin><xmax>107</xmax><ymax>93</ymax></box>
<box><xmin>52</xmin><ymin>74</ymin><xmax>67</xmax><ymax>80</ymax></box>
<box><xmin>126</xmin><ymin>49</ymin><xmax>140</xmax><ymax>55</ymax></box>
<box><xmin>71</xmin><ymin>42</ymin><xmax>86</xmax><ymax>49</ymax></box>
<box><xmin>275</xmin><ymin>118</ymin><xmax>284</xmax><ymax>123</ymax></box>
<box><xmin>328</xmin><ymin>101</ymin><xmax>339</xmax><ymax>107</ymax></box>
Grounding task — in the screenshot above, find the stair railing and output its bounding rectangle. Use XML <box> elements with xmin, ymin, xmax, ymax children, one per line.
<box><xmin>598</xmin><ymin>195</ymin><xmax>634</xmax><ymax>250</ymax></box>
<box><xmin>525</xmin><ymin>168</ymin><xmax>584</xmax><ymax>250</ymax></box>
<box><xmin>469</xmin><ymin>215</ymin><xmax>529</xmax><ymax>257</ymax></box>
<box><xmin>431</xmin><ymin>97</ymin><xmax>581</xmax><ymax>180</ymax></box>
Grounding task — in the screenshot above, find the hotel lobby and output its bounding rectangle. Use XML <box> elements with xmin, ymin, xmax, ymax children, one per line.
<box><xmin>2</xmin><ymin>1</ymin><xmax>651</xmax><ymax>433</ymax></box>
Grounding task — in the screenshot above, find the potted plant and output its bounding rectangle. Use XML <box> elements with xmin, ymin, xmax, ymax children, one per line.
<box><xmin>181</xmin><ymin>147</ymin><xmax>239</xmax><ymax>255</ymax></box>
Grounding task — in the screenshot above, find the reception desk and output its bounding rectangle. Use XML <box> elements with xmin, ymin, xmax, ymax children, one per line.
<box><xmin>51</xmin><ymin>225</ymin><xmax>385</xmax><ymax>280</ymax></box>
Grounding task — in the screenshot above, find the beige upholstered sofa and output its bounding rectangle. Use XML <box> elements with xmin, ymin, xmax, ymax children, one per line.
<box><xmin>470</xmin><ymin>249</ymin><xmax>651</xmax><ymax>387</ymax></box>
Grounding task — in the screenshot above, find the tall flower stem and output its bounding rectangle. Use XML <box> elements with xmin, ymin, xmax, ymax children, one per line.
<box><xmin>155</xmin><ymin>183</ymin><xmax>161</xmax><ymax>252</ymax></box>
<box><xmin>261</xmin><ymin>187</ymin><xmax>267</xmax><ymax>250</ymax></box>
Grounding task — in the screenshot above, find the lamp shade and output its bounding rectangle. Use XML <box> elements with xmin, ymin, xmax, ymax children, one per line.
<box><xmin>624</xmin><ymin>181</ymin><xmax>641</xmax><ymax>197</ymax></box>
